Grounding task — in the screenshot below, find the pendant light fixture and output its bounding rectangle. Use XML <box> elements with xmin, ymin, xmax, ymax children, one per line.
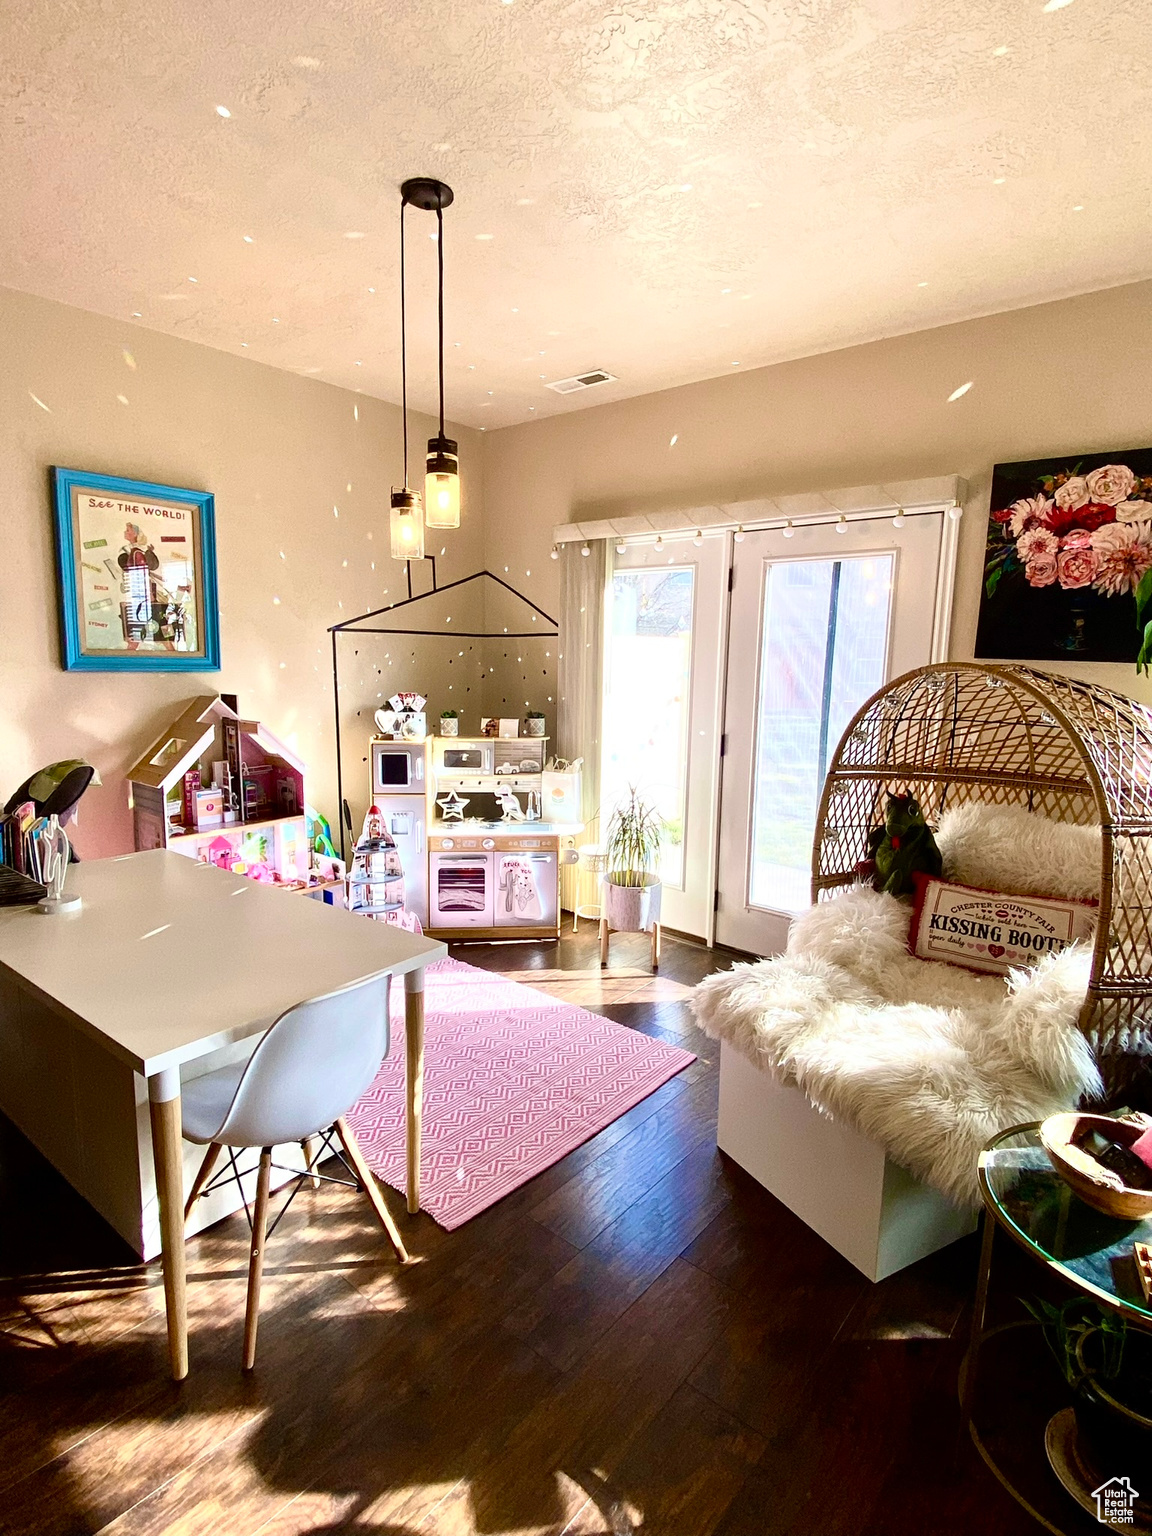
<box><xmin>398</xmin><ymin>177</ymin><xmax>460</xmax><ymax>535</ymax></box>
<box><xmin>390</xmin><ymin>181</ymin><xmax>429</xmax><ymax>562</ymax></box>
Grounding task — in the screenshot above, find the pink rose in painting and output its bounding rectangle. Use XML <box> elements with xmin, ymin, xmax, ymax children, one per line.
<box><xmin>1116</xmin><ymin>499</ymin><xmax>1152</xmax><ymax>524</ymax></box>
<box><xmin>1025</xmin><ymin>552</ymin><xmax>1058</xmax><ymax>587</ymax></box>
<box><xmin>1009</xmin><ymin>494</ymin><xmax>1054</xmax><ymax>537</ymax></box>
<box><xmin>1085</xmin><ymin>464</ymin><xmax>1136</xmax><ymax>507</ymax></box>
<box><xmin>1054</xmin><ymin>476</ymin><xmax>1090</xmax><ymax>511</ymax></box>
<box><xmin>1090</xmin><ymin>521</ymin><xmax>1152</xmax><ymax>596</ymax></box>
<box><xmin>1057</xmin><ymin>545</ymin><xmax>1099</xmax><ymax>589</ymax></box>
<box><xmin>1060</xmin><ymin>529</ymin><xmax>1093</xmax><ymax>550</ymax></box>
<box><xmin>1017</xmin><ymin>527</ymin><xmax>1058</xmax><ymax>559</ymax></box>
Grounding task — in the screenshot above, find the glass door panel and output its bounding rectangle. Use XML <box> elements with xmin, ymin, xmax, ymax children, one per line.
<box><xmin>602</xmin><ymin>566</ymin><xmax>695</xmax><ymax>887</ymax></box>
<box><xmin>716</xmin><ymin>514</ymin><xmax>945</xmax><ymax>955</ymax></box>
<box><xmin>602</xmin><ymin>538</ymin><xmax>727</xmax><ymax>937</ymax></box>
<box><xmin>749</xmin><ymin>555</ymin><xmax>893</xmax><ymax>915</ymax></box>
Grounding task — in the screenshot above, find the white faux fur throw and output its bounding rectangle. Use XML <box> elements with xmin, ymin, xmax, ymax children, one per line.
<box><xmin>692</xmin><ymin>885</ymin><xmax>1102</xmax><ymax>1206</ymax></box>
<box><xmin>935</xmin><ymin>802</ymin><xmax>1102</xmax><ymax>902</ymax></box>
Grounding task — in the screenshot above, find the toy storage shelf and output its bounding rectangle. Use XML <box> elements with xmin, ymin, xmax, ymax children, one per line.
<box><xmin>168</xmin><ymin>813</ymin><xmax>299</xmax><ymax>843</ymax></box>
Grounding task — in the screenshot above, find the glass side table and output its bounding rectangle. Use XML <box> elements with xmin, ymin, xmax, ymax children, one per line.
<box><xmin>962</xmin><ymin>1122</ymin><xmax>1152</xmax><ymax>1534</ymax></box>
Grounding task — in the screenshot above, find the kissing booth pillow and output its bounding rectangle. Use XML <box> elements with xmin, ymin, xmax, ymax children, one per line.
<box><xmin>910</xmin><ymin>873</ymin><xmax>1096</xmax><ymax>977</ymax></box>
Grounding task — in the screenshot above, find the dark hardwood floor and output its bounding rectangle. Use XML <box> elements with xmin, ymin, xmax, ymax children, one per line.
<box><xmin>0</xmin><ymin>927</ymin><xmax>1083</xmax><ymax>1534</ymax></box>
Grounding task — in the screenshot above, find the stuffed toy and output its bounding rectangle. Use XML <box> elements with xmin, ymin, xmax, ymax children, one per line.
<box><xmin>864</xmin><ymin>793</ymin><xmax>942</xmax><ymax>897</ymax></box>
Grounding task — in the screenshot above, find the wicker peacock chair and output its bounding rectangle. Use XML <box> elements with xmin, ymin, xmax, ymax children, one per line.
<box><xmin>812</xmin><ymin>663</ymin><xmax>1152</xmax><ymax>1095</ymax></box>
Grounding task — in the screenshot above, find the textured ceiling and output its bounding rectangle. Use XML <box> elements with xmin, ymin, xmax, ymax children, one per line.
<box><xmin>4</xmin><ymin>0</ymin><xmax>1152</xmax><ymax>428</ymax></box>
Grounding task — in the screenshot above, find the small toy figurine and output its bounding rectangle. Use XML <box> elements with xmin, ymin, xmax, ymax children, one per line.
<box><xmin>495</xmin><ymin>787</ymin><xmax>526</xmax><ymax>822</ymax></box>
<box><xmin>865</xmin><ymin>793</ymin><xmax>942</xmax><ymax>897</ymax></box>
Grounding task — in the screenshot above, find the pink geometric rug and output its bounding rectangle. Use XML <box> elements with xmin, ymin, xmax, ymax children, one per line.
<box><xmin>346</xmin><ymin>957</ymin><xmax>696</xmax><ymax>1229</ymax></box>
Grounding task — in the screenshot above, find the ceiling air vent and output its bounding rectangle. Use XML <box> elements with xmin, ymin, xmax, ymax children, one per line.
<box><xmin>545</xmin><ymin>369</ymin><xmax>618</xmax><ymax>395</ymax></box>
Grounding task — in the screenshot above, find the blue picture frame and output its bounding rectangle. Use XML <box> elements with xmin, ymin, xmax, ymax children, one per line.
<box><xmin>52</xmin><ymin>467</ymin><xmax>220</xmax><ymax>672</ymax></box>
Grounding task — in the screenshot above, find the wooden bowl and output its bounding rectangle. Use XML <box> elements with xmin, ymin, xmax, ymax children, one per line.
<box><xmin>1040</xmin><ymin>1112</ymin><xmax>1152</xmax><ymax>1220</ymax></box>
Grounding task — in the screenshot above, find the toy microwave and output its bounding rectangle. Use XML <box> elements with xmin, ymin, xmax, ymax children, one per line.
<box><xmin>432</xmin><ymin>739</ymin><xmax>494</xmax><ymax>777</ymax></box>
<box><xmin>370</xmin><ymin>740</ymin><xmax>425</xmax><ymax>793</ymax></box>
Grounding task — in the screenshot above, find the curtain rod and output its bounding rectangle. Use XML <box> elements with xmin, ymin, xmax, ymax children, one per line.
<box><xmin>551</xmin><ymin>474</ymin><xmax>967</xmax><ymax>547</ymax></box>
<box><xmin>553</xmin><ymin>501</ymin><xmax>962</xmax><ymax>553</ymax></box>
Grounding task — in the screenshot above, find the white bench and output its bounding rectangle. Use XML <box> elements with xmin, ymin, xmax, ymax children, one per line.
<box><xmin>717</xmin><ymin>1041</ymin><xmax>977</xmax><ymax>1282</ymax></box>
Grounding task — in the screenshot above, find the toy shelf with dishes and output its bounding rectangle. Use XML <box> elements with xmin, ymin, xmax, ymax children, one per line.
<box><xmin>127</xmin><ymin>695</ymin><xmax>344</xmax><ymax>897</ymax></box>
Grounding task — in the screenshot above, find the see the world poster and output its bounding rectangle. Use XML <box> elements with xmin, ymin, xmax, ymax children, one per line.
<box><xmin>52</xmin><ymin>468</ymin><xmax>220</xmax><ymax>671</ymax></box>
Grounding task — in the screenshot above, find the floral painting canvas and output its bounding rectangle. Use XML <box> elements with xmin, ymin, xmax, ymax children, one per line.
<box><xmin>975</xmin><ymin>446</ymin><xmax>1152</xmax><ymax>663</ymax></box>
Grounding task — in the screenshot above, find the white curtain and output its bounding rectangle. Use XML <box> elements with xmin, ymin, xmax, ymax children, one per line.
<box><xmin>557</xmin><ymin>539</ymin><xmax>611</xmax><ymax>910</ymax></box>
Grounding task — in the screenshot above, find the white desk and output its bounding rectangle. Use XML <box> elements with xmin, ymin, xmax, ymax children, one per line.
<box><xmin>0</xmin><ymin>850</ymin><xmax>445</xmax><ymax>1379</ymax></box>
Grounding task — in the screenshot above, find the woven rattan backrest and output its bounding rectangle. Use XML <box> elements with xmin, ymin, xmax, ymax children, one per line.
<box><xmin>812</xmin><ymin>663</ymin><xmax>1152</xmax><ymax>1057</ymax></box>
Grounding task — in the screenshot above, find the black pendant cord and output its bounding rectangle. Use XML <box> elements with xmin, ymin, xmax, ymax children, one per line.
<box><xmin>437</xmin><ymin>199</ymin><xmax>445</xmax><ymax>438</ymax></box>
<box><xmin>400</xmin><ymin>196</ymin><xmax>409</xmax><ymax>486</ymax></box>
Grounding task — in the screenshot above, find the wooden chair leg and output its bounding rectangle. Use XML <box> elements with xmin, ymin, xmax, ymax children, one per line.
<box><xmin>599</xmin><ymin>916</ymin><xmax>610</xmax><ymax>968</ymax></box>
<box><xmin>651</xmin><ymin>921</ymin><xmax>661</xmax><ymax>970</ymax></box>
<box><xmin>183</xmin><ymin>1142</ymin><xmax>221</xmax><ymax>1222</ymax></box>
<box><xmin>335</xmin><ymin>1117</ymin><xmax>410</xmax><ymax>1265</ymax></box>
<box><xmin>242</xmin><ymin>1148</ymin><xmax>272</xmax><ymax>1372</ymax></box>
<box><xmin>302</xmin><ymin>1136</ymin><xmax>321</xmax><ymax>1189</ymax></box>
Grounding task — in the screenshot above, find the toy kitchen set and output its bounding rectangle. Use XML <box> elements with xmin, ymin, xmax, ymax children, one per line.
<box><xmin>368</xmin><ymin>694</ymin><xmax>582</xmax><ymax>941</ymax></box>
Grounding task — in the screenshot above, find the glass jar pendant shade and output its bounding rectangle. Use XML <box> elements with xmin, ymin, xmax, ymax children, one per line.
<box><xmin>390</xmin><ymin>487</ymin><xmax>425</xmax><ymax>561</ymax></box>
<box><xmin>424</xmin><ymin>434</ymin><xmax>460</xmax><ymax>528</ymax></box>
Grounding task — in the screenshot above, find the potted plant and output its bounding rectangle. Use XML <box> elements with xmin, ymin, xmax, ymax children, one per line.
<box><xmin>439</xmin><ymin>709</ymin><xmax>459</xmax><ymax>737</ymax></box>
<box><xmin>524</xmin><ymin>709</ymin><xmax>546</xmax><ymax>738</ymax></box>
<box><xmin>1028</xmin><ymin>1296</ymin><xmax>1152</xmax><ymax>1472</ymax></box>
<box><xmin>602</xmin><ymin>788</ymin><xmax>664</xmax><ymax>937</ymax></box>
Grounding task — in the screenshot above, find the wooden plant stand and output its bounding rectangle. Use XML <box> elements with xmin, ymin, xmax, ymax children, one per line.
<box><xmin>599</xmin><ymin>917</ymin><xmax>661</xmax><ymax>971</ymax></box>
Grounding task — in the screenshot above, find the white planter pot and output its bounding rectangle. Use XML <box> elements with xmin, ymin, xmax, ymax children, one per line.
<box><xmin>524</xmin><ymin>718</ymin><xmax>546</xmax><ymax>737</ymax></box>
<box><xmin>602</xmin><ymin>875</ymin><xmax>662</xmax><ymax>933</ymax></box>
<box><xmin>440</xmin><ymin>717</ymin><xmax>459</xmax><ymax>736</ymax></box>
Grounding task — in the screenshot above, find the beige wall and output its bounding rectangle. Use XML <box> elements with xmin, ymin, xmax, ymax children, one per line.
<box><xmin>0</xmin><ymin>285</ymin><xmax>483</xmax><ymax>858</ymax></box>
<box><xmin>481</xmin><ymin>279</ymin><xmax>1152</xmax><ymax>705</ymax></box>
<box><xmin>7</xmin><ymin>276</ymin><xmax>1152</xmax><ymax>863</ymax></box>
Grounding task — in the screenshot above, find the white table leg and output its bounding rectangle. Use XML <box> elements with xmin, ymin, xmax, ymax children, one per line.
<box><xmin>148</xmin><ymin>1067</ymin><xmax>188</xmax><ymax>1380</ymax></box>
<box><xmin>404</xmin><ymin>967</ymin><xmax>426</xmax><ymax>1215</ymax></box>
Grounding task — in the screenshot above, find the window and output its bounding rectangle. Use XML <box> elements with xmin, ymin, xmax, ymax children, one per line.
<box><xmin>601</xmin><ymin>567</ymin><xmax>695</xmax><ymax>886</ymax></box>
<box><xmin>749</xmin><ymin>555</ymin><xmax>893</xmax><ymax>913</ymax></box>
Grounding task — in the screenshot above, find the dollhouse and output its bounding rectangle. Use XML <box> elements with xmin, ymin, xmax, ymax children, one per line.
<box><xmin>127</xmin><ymin>695</ymin><xmax>312</xmax><ymax>886</ymax></box>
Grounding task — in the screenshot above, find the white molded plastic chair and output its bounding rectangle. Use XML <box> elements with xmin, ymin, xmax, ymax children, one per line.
<box><xmin>181</xmin><ymin>971</ymin><xmax>408</xmax><ymax>1369</ymax></box>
